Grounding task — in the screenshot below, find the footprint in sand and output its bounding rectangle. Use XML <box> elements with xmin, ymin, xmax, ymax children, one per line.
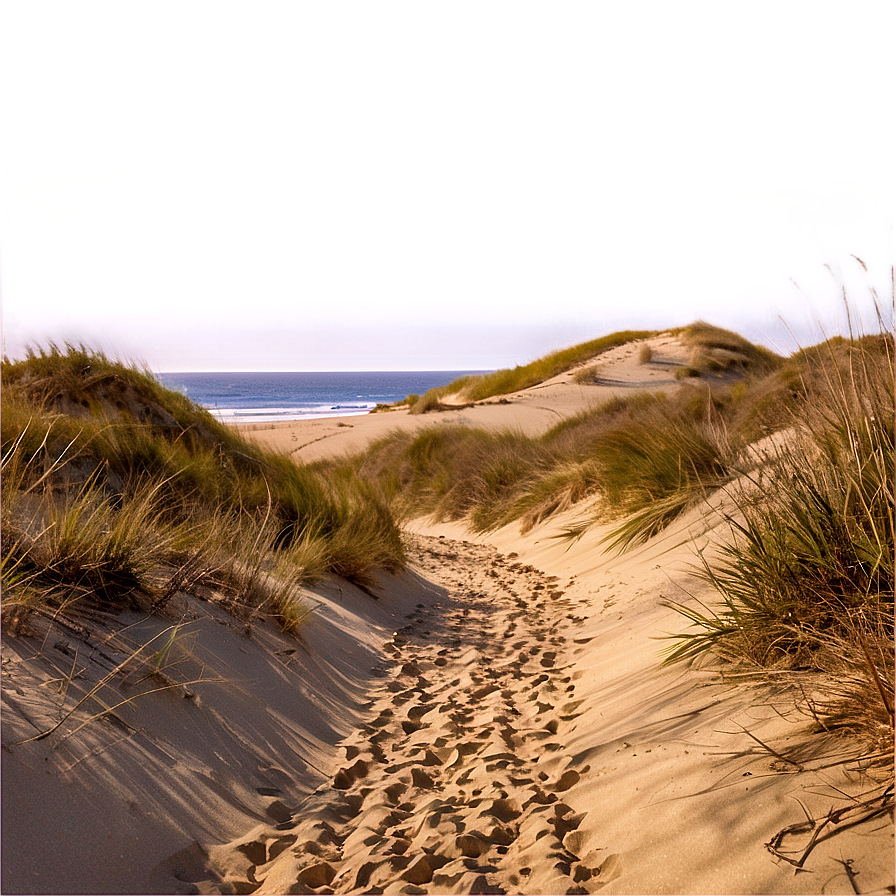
<box><xmin>205</xmin><ymin>534</ymin><xmax>596</xmax><ymax>896</ymax></box>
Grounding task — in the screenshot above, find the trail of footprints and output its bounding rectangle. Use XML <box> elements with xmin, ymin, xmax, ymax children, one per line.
<box><xmin>208</xmin><ymin>536</ymin><xmax>618</xmax><ymax>895</ymax></box>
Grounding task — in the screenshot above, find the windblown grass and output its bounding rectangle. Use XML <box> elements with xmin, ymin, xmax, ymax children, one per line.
<box><xmin>210</xmin><ymin>511</ymin><xmax>318</xmax><ymax>634</ymax></box>
<box><xmin>350</xmin><ymin>426</ymin><xmax>551</xmax><ymax>527</ymax></box>
<box><xmin>665</xmin><ymin>325</ymin><xmax>894</xmax><ymax>753</ymax></box>
<box><xmin>343</xmin><ymin>324</ymin><xmax>785</xmax><ymax>546</ymax></box>
<box><xmin>348</xmin><ymin>319</ymin><xmax>890</xmax><ymax>576</ymax></box>
<box><xmin>349</xmin><ymin>384</ymin><xmax>737</xmax><ymax>544</ymax></box>
<box><xmin>488</xmin><ymin>460</ymin><xmax>602</xmax><ymax>534</ymax></box>
<box><xmin>589</xmin><ymin>403</ymin><xmax>733</xmax><ymax>550</ymax></box>
<box><xmin>348</xmin><ymin>327</ymin><xmax>765</xmax><ymax>542</ymax></box>
<box><xmin>1</xmin><ymin>345</ymin><xmax>405</xmax><ymax>634</ymax></box>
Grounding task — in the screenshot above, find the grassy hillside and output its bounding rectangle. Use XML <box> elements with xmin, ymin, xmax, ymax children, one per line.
<box><xmin>403</xmin><ymin>322</ymin><xmax>783</xmax><ymax>412</ymax></box>
<box><xmin>340</xmin><ymin>324</ymin><xmax>792</xmax><ymax>540</ymax></box>
<box><xmin>1</xmin><ymin>345</ymin><xmax>404</xmax><ymax>635</ymax></box>
<box><xmin>405</xmin><ymin>329</ymin><xmax>660</xmax><ymax>412</ymax></box>
<box><xmin>668</xmin><ymin>329</ymin><xmax>894</xmax><ymax>757</ymax></box>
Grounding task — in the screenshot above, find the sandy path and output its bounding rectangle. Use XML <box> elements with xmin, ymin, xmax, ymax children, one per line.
<box><xmin>207</xmin><ymin>534</ymin><xmax>603</xmax><ymax>896</ymax></box>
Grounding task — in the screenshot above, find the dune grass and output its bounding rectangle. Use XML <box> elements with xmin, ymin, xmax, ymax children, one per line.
<box><xmin>1</xmin><ymin>345</ymin><xmax>405</xmax><ymax>634</ymax></box>
<box><xmin>407</xmin><ymin>329</ymin><xmax>659</xmax><ymax>412</ymax></box>
<box><xmin>368</xmin><ymin>323</ymin><xmax>784</xmax><ymax>546</ymax></box>
<box><xmin>664</xmin><ymin>325</ymin><xmax>894</xmax><ymax>753</ymax></box>
<box><xmin>588</xmin><ymin>402</ymin><xmax>733</xmax><ymax>550</ymax></box>
<box><xmin>346</xmin><ymin>320</ymin><xmax>890</xmax><ymax>575</ymax></box>
<box><xmin>346</xmin><ymin>384</ymin><xmax>738</xmax><ymax>544</ymax></box>
<box><xmin>678</xmin><ymin>321</ymin><xmax>782</xmax><ymax>377</ymax></box>
<box><xmin>348</xmin><ymin>426</ymin><xmax>552</xmax><ymax>528</ymax></box>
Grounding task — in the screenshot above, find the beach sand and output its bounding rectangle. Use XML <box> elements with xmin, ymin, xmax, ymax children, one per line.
<box><xmin>2</xmin><ymin>333</ymin><xmax>892</xmax><ymax>894</ymax></box>
<box><xmin>235</xmin><ymin>334</ymin><xmax>689</xmax><ymax>463</ymax></box>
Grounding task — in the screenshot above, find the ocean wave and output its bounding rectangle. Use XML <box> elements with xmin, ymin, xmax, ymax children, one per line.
<box><xmin>208</xmin><ymin>404</ymin><xmax>376</xmax><ymax>424</ymax></box>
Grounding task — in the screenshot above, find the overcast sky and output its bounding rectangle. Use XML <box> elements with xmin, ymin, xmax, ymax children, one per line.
<box><xmin>1</xmin><ymin>2</ymin><xmax>892</xmax><ymax>371</ymax></box>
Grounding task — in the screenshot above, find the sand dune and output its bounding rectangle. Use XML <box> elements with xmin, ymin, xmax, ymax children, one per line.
<box><xmin>236</xmin><ymin>335</ymin><xmax>689</xmax><ymax>463</ymax></box>
<box><xmin>2</xmin><ymin>333</ymin><xmax>892</xmax><ymax>894</ymax></box>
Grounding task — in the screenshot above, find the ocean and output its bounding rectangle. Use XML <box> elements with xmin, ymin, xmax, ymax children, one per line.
<box><xmin>155</xmin><ymin>370</ymin><xmax>488</xmax><ymax>424</ymax></box>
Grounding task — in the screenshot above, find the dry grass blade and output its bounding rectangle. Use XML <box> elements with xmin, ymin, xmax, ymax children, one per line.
<box><xmin>59</xmin><ymin>673</ymin><xmax>224</xmax><ymax>744</ymax></box>
<box><xmin>833</xmin><ymin>858</ymin><xmax>861</xmax><ymax>895</ymax></box>
<box><xmin>857</xmin><ymin>628</ymin><xmax>895</xmax><ymax>722</ymax></box>
<box><xmin>765</xmin><ymin>785</ymin><xmax>894</xmax><ymax>870</ymax></box>
<box><xmin>15</xmin><ymin>624</ymin><xmax>195</xmax><ymax>744</ymax></box>
<box><xmin>734</xmin><ymin>723</ymin><xmax>804</xmax><ymax>771</ymax></box>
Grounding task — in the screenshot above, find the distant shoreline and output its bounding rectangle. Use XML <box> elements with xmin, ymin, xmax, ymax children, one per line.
<box><xmin>157</xmin><ymin>369</ymin><xmax>489</xmax><ymax>427</ymax></box>
<box><xmin>220</xmin><ymin>405</ymin><xmax>375</xmax><ymax>425</ymax></box>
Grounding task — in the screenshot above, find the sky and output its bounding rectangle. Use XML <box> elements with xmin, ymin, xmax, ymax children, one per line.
<box><xmin>0</xmin><ymin>2</ymin><xmax>892</xmax><ymax>372</ymax></box>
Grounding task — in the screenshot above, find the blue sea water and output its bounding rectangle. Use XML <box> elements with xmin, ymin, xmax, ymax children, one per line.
<box><xmin>156</xmin><ymin>371</ymin><xmax>488</xmax><ymax>424</ymax></box>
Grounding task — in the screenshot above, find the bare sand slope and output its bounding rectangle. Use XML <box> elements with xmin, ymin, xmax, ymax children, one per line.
<box><xmin>1</xmin><ymin>572</ymin><xmax>448</xmax><ymax>894</ymax></box>
<box><xmin>245</xmin><ymin>535</ymin><xmax>595</xmax><ymax>896</ymax></box>
<box><xmin>237</xmin><ymin>334</ymin><xmax>689</xmax><ymax>464</ymax></box>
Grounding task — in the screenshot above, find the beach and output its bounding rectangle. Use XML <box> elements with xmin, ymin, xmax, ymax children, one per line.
<box><xmin>2</xmin><ymin>333</ymin><xmax>892</xmax><ymax>895</ymax></box>
<box><xmin>235</xmin><ymin>335</ymin><xmax>689</xmax><ymax>463</ymax></box>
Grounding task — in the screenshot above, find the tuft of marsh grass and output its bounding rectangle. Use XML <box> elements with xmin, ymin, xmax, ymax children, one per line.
<box><xmin>669</xmin><ymin>341</ymin><xmax>893</xmax><ymax>665</ymax></box>
<box><xmin>209</xmin><ymin>511</ymin><xmax>317</xmax><ymax>633</ymax></box>
<box><xmin>489</xmin><ymin>460</ymin><xmax>603</xmax><ymax>534</ymax></box>
<box><xmin>572</xmin><ymin>365</ymin><xmax>600</xmax><ymax>384</ymax></box>
<box><xmin>349</xmin><ymin>426</ymin><xmax>550</xmax><ymax>528</ymax></box>
<box><xmin>39</xmin><ymin>478</ymin><xmax>175</xmax><ymax>607</ymax></box>
<box><xmin>2</xmin><ymin>475</ymin><xmax>188</xmax><ymax>626</ymax></box>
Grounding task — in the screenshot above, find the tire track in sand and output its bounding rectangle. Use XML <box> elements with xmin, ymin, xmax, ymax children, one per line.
<box><xmin>204</xmin><ymin>535</ymin><xmax>620</xmax><ymax>895</ymax></box>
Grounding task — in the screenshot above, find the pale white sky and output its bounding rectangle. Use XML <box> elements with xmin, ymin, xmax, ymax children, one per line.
<box><xmin>0</xmin><ymin>2</ymin><xmax>892</xmax><ymax>371</ymax></box>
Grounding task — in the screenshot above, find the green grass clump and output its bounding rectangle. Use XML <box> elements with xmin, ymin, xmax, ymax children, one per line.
<box><xmin>488</xmin><ymin>459</ymin><xmax>603</xmax><ymax>534</ymax></box>
<box><xmin>590</xmin><ymin>402</ymin><xmax>733</xmax><ymax>550</ymax></box>
<box><xmin>1</xmin><ymin>345</ymin><xmax>405</xmax><ymax>634</ymax></box>
<box><xmin>349</xmin><ymin>384</ymin><xmax>735</xmax><ymax>545</ymax></box>
<box><xmin>0</xmin><ymin>426</ymin><xmax>192</xmax><ymax>627</ymax></box>
<box><xmin>408</xmin><ymin>330</ymin><xmax>659</xmax><ymax>412</ymax></box>
<box><xmin>349</xmin><ymin>426</ymin><xmax>550</xmax><ymax>527</ymax></box>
